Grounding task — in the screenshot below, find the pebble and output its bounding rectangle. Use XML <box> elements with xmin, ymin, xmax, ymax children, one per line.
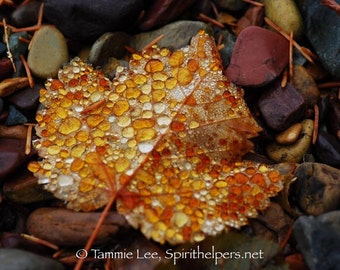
<box><xmin>139</xmin><ymin>0</ymin><xmax>197</xmax><ymax>30</ymax></box>
<box><xmin>266</xmin><ymin>119</ymin><xmax>313</xmax><ymax>163</ymax></box>
<box><xmin>88</xmin><ymin>32</ymin><xmax>131</xmax><ymax>67</ymax></box>
<box><xmin>5</xmin><ymin>105</ymin><xmax>27</xmax><ymax>126</ymax></box>
<box><xmin>0</xmin><ymin>232</ymin><xmax>51</xmax><ymax>255</ymax></box>
<box><xmin>214</xmin><ymin>29</ymin><xmax>236</xmax><ymax>68</ymax></box>
<box><xmin>258</xmin><ymin>82</ymin><xmax>306</xmax><ymax>131</ymax></box>
<box><xmin>293</xmin><ymin>162</ymin><xmax>340</xmax><ymax>215</ymax></box>
<box><xmin>226</xmin><ymin>26</ymin><xmax>289</xmax><ymax>87</ymax></box>
<box><xmin>0</xmin><ymin>124</ymin><xmax>27</xmax><ymax>139</ymax></box>
<box><xmin>0</xmin><ymin>98</ymin><xmax>3</xmax><ymax>114</ymax></box>
<box><xmin>5</xmin><ymin>83</ymin><xmax>42</xmax><ymax>122</ymax></box>
<box><xmin>326</xmin><ymin>98</ymin><xmax>340</xmax><ymax>140</ymax></box>
<box><xmin>9</xmin><ymin>32</ymin><xmax>30</xmax><ymax>60</ymax></box>
<box><xmin>292</xmin><ymin>65</ymin><xmax>320</xmax><ymax>108</ymax></box>
<box><xmin>0</xmin><ymin>41</ymin><xmax>6</xmax><ymax>56</ymax></box>
<box><xmin>216</xmin><ymin>0</ymin><xmax>246</xmax><ymax>11</ymax></box>
<box><xmin>0</xmin><ymin>248</ymin><xmax>64</xmax><ymax>270</ymax></box>
<box><xmin>0</xmin><ymin>77</ymin><xmax>29</xmax><ymax>98</ymax></box>
<box><xmin>26</xmin><ymin>208</ymin><xmax>129</xmax><ymax>246</ymax></box>
<box><xmin>233</xmin><ymin>6</ymin><xmax>264</xmax><ymax>36</ymax></box>
<box><xmin>0</xmin><ymin>59</ymin><xmax>14</xmax><ymax>81</ymax></box>
<box><xmin>43</xmin><ymin>0</ymin><xmax>145</xmax><ymax>42</ymax></box>
<box><xmin>27</xmin><ymin>25</ymin><xmax>69</xmax><ymax>79</ymax></box>
<box><xmin>0</xmin><ymin>139</ymin><xmax>28</xmax><ymax>181</ymax></box>
<box><xmin>275</xmin><ymin>122</ymin><xmax>302</xmax><ymax>145</ymax></box>
<box><xmin>293</xmin><ymin>211</ymin><xmax>340</xmax><ymax>270</ymax></box>
<box><xmin>10</xmin><ymin>0</ymin><xmax>41</xmax><ymax>28</ymax></box>
<box><xmin>264</xmin><ymin>0</ymin><xmax>304</xmax><ymax>40</ymax></box>
<box><xmin>300</xmin><ymin>0</ymin><xmax>340</xmax><ymax>78</ymax></box>
<box><xmin>130</xmin><ymin>20</ymin><xmax>212</xmax><ymax>51</ymax></box>
<box><xmin>314</xmin><ymin>131</ymin><xmax>340</xmax><ymax>167</ymax></box>
<box><xmin>3</xmin><ymin>169</ymin><xmax>53</xmax><ymax>204</ymax></box>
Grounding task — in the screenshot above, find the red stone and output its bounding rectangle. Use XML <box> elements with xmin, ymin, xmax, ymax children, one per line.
<box><xmin>226</xmin><ymin>26</ymin><xmax>289</xmax><ymax>87</ymax></box>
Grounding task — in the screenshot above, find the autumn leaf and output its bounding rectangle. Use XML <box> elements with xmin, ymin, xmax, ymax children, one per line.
<box><xmin>28</xmin><ymin>31</ymin><xmax>292</xmax><ymax>244</ymax></box>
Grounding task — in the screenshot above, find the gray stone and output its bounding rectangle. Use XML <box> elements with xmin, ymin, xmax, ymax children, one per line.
<box><xmin>293</xmin><ymin>211</ymin><xmax>340</xmax><ymax>270</ymax></box>
<box><xmin>0</xmin><ymin>248</ymin><xmax>64</xmax><ymax>270</ymax></box>
<box><xmin>5</xmin><ymin>105</ymin><xmax>27</xmax><ymax>126</ymax></box>
<box><xmin>314</xmin><ymin>131</ymin><xmax>340</xmax><ymax>167</ymax></box>
<box><xmin>44</xmin><ymin>0</ymin><xmax>145</xmax><ymax>42</ymax></box>
<box><xmin>130</xmin><ymin>20</ymin><xmax>212</xmax><ymax>52</ymax></box>
<box><xmin>214</xmin><ymin>29</ymin><xmax>236</xmax><ymax>68</ymax></box>
<box><xmin>9</xmin><ymin>32</ymin><xmax>29</xmax><ymax>60</ymax></box>
<box><xmin>88</xmin><ymin>32</ymin><xmax>131</xmax><ymax>67</ymax></box>
<box><xmin>300</xmin><ymin>0</ymin><xmax>340</xmax><ymax>78</ymax></box>
<box><xmin>27</xmin><ymin>25</ymin><xmax>69</xmax><ymax>79</ymax></box>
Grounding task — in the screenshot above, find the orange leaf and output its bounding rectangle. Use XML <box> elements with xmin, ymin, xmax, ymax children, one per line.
<box><xmin>29</xmin><ymin>31</ymin><xmax>292</xmax><ymax>244</ymax></box>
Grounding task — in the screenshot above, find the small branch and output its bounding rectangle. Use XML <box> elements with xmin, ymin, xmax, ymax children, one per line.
<box><xmin>142</xmin><ymin>34</ymin><xmax>165</xmax><ymax>51</ymax></box>
<box><xmin>289</xmin><ymin>31</ymin><xmax>294</xmax><ymax>83</ymax></box>
<box><xmin>198</xmin><ymin>13</ymin><xmax>225</xmax><ymax>29</ymax></box>
<box><xmin>242</xmin><ymin>0</ymin><xmax>264</xmax><ymax>7</ymax></box>
<box><xmin>24</xmin><ymin>123</ymin><xmax>35</xmax><ymax>155</ymax></box>
<box><xmin>317</xmin><ymin>81</ymin><xmax>340</xmax><ymax>88</ymax></box>
<box><xmin>2</xmin><ymin>18</ymin><xmax>16</xmax><ymax>72</ymax></box>
<box><xmin>281</xmin><ymin>69</ymin><xmax>288</xmax><ymax>88</ymax></box>
<box><xmin>264</xmin><ymin>17</ymin><xmax>315</xmax><ymax>63</ymax></box>
<box><xmin>21</xmin><ymin>233</ymin><xmax>59</xmax><ymax>250</ymax></box>
<box><xmin>20</xmin><ymin>55</ymin><xmax>34</xmax><ymax>88</ymax></box>
<box><xmin>312</xmin><ymin>104</ymin><xmax>319</xmax><ymax>144</ymax></box>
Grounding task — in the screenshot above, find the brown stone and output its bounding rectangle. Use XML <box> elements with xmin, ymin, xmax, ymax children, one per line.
<box><xmin>0</xmin><ymin>78</ymin><xmax>29</xmax><ymax>98</ymax></box>
<box><xmin>226</xmin><ymin>26</ymin><xmax>289</xmax><ymax>86</ymax></box>
<box><xmin>292</xmin><ymin>162</ymin><xmax>340</xmax><ymax>215</ymax></box>
<box><xmin>26</xmin><ymin>208</ymin><xmax>129</xmax><ymax>246</ymax></box>
<box><xmin>275</xmin><ymin>123</ymin><xmax>302</xmax><ymax>145</ymax></box>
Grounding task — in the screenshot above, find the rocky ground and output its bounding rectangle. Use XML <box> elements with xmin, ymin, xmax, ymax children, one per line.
<box><xmin>0</xmin><ymin>0</ymin><xmax>339</xmax><ymax>270</ymax></box>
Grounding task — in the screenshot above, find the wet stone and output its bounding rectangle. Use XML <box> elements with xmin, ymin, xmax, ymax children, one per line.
<box><xmin>0</xmin><ymin>248</ymin><xmax>64</xmax><ymax>270</ymax></box>
<box><xmin>226</xmin><ymin>26</ymin><xmax>289</xmax><ymax>87</ymax></box>
<box><xmin>44</xmin><ymin>0</ymin><xmax>145</xmax><ymax>42</ymax></box>
<box><xmin>292</xmin><ymin>65</ymin><xmax>320</xmax><ymax>108</ymax></box>
<box><xmin>5</xmin><ymin>105</ymin><xmax>27</xmax><ymax>126</ymax></box>
<box><xmin>0</xmin><ymin>98</ymin><xmax>3</xmax><ymax>114</ymax></box>
<box><xmin>9</xmin><ymin>32</ymin><xmax>30</xmax><ymax>60</ymax></box>
<box><xmin>300</xmin><ymin>0</ymin><xmax>340</xmax><ymax>78</ymax></box>
<box><xmin>130</xmin><ymin>20</ymin><xmax>212</xmax><ymax>51</ymax></box>
<box><xmin>10</xmin><ymin>0</ymin><xmax>41</xmax><ymax>28</ymax></box>
<box><xmin>234</xmin><ymin>6</ymin><xmax>264</xmax><ymax>36</ymax></box>
<box><xmin>0</xmin><ymin>124</ymin><xmax>27</xmax><ymax>139</ymax></box>
<box><xmin>0</xmin><ymin>59</ymin><xmax>14</xmax><ymax>81</ymax></box>
<box><xmin>0</xmin><ymin>41</ymin><xmax>6</xmax><ymax>56</ymax></box>
<box><xmin>258</xmin><ymin>82</ymin><xmax>306</xmax><ymax>131</ymax></box>
<box><xmin>214</xmin><ymin>29</ymin><xmax>236</xmax><ymax>68</ymax></box>
<box><xmin>0</xmin><ymin>77</ymin><xmax>30</xmax><ymax>98</ymax></box>
<box><xmin>264</xmin><ymin>0</ymin><xmax>304</xmax><ymax>40</ymax></box>
<box><xmin>326</xmin><ymin>98</ymin><xmax>340</xmax><ymax>140</ymax></box>
<box><xmin>266</xmin><ymin>119</ymin><xmax>313</xmax><ymax>163</ymax></box>
<box><xmin>292</xmin><ymin>162</ymin><xmax>340</xmax><ymax>215</ymax></box>
<box><xmin>216</xmin><ymin>0</ymin><xmax>246</xmax><ymax>11</ymax></box>
<box><xmin>3</xmin><ymin>169</ymin><xmax>54</xmax><ymax>204</ymax></box>
<box><xmin>27</xmin><ymin>25</ymin><xmax>69</xmax><ymax>79</ymax></box>
<box><xmin>275</xmin><ymin>122</ymin><xmax>302</xmax><ymax>145</ymax></box>
<box><xmin>26</xmin><ymin>208</ymin><xmax>129</xmax><ymax>246</ymax></box>
<box><xmin>5</xmin><ymin>83</ymin><xmax>41</xmax><ymax>122</ymax></box>
<box><xmin>139</xmin><ymin>0</ymin><xmax>197</xmax><ymax>30</ymax></box>
<box><xmin>293</xmin><ymin>211</ymin><xmax>340</xmax><ymax>270</ymax></box>
<box><xmin>314</xmin><ymin>131</ymin><xmax>340</xmax><ymax>167</ymax></box>
<box><xmin>0</xmin><ymin>139</ymin><xmax>29</xmax><ymax>182</ymax></box>
<box><xmin>88</xmin><ymin>32</ymin><xmax>131</xmax><ymax>67</ymax></box>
